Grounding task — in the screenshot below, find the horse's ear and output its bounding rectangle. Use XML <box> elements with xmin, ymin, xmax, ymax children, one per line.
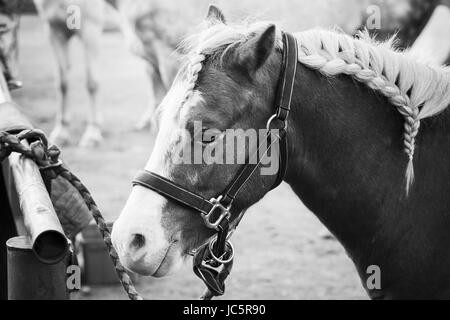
<box><xmin>205</xmin><ymin>4</ymin><xmax>226</xmax><ymax>25</ymax></box>
<box><xmin>234</xmin><ymin>25</ymin><xmax>276</xmax><ymax>74</ymax></box>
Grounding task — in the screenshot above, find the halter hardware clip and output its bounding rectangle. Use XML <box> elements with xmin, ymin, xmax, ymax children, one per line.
<box><xmin>203</xmin><ymin>195</ymin><xmax>231</xmax><ymax>230</ymax></box>
<box><xmin>208</xmin><ymin>238</ymin><xmax>234</xmax><ymax>265</ymax></box>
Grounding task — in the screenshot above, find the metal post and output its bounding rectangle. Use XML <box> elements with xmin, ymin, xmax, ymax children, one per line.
<box><xmin>7</xmin><ymin>236</ymin><xmax>70</xmax><ymax>300</ymax></box>
<box><xmin>0</xmin><ymin>62</ymin><xmax>70</xmax><ymax>299</ymax></box>
<box><xmin>0</xmin><ymin>163</ymin><xmax>17</xmax><ymax>300</ymax></box>
<box><xmin>8</xmin><ymin>148</ymin><xmax>69</xmax><ymax>264</ymax></box>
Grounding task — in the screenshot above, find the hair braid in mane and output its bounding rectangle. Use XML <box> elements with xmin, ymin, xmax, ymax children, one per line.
<box><xmin>180</xmin><ymin>53</ymin><xmax>206</xmax><ymax>108</ymax></box>
<box><xmin>296</xmin><ymin>30</ymin><xmax>423</xmax><ymax>194</ymax></box>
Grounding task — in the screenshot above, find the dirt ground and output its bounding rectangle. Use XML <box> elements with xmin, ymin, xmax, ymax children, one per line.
<box><xmin>12</xmin><ymin>15</ymin><xmax>367</xmax><ymax>300</ymax></box>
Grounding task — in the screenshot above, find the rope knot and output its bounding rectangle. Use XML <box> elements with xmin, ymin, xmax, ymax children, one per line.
<box><xmin>0</xmin><ymin>129</ymin><xmax>63</xmax><ymax>179</ymax></box>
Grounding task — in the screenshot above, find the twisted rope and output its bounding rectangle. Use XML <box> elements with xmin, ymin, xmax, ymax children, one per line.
<box><xmin>53</xmin><ymin>165</ymin><xmax>143</xmax><ymax>300</ymax></box>
<box><xmin>180</xmin><ymin>53</ymin><xmax>206</xmax><ymax>109</ymax></box>
<box><xmin>0</xmin><ymin>129</ymin><xmax>143</xmax><ymax>300</ymax></box>
<box><xmin>1</xmin><ymin>129</ymin><xmax>49</xmax><ymax>164</ymax></box>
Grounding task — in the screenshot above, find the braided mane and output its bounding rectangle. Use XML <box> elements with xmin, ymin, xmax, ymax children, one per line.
<box><xmin>296</xmin><ymin>29</ymin><xmax>450</xmax><ymax>194</ymax></box>
<box><xmin>178</xmin><ymin>23</ymin><xmax>450</xmax><ymax>194</ymax></box>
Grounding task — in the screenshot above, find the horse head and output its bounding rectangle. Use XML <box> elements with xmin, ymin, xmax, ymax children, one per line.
<box><xmin>112</xmin><ymin>6</ymin><xmax>284</xmax><ymax>277</ymax></box>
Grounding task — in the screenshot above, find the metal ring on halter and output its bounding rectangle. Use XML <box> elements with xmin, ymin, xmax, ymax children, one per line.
<box><xmin>208</xmin><ymin>238</ymin><xmax>234</xmax><ymax>264</ymax></box>
<box><xmin>266</xmin><ymin>115</ymin><xmax>286</xmax><ymax>142</ymax></box>
<box><xmin>266</xmin><ymin>113</ymin><xmax>287</xmax><ymax>132</ymax></box>
<box><xmin>187</xmin><ymin>222</ymin><xmax>239</xmax><ymax>257</ymax></box>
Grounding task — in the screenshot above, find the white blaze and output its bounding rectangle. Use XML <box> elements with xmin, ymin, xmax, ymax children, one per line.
<box><xmin>112</xmin><ymin>75</ymin><xmax>204</xmax><ymax>276</ymax></box>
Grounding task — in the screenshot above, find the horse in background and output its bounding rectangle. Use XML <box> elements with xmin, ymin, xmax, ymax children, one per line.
<box><xmin>116</xmin><ymin>0</ymin><xmax>450</xmax><ymax>135</ymax></box>
<box><xmin>408</xmin><ymin>1</ymin><xmax>450</xmax><ymax>65</ymax></box>
<box><xmin>33</xmin><ymin>0</ymin><xmax>115</xmax><ymax>147</ymax></box>
<box><xmin>0</xmin><ymin>0</ymin><xmax>21</xmax><ymax>89</ymax></box>
<box><xmin>362</xmin><ymin>0</ymin><xmax>450</xmax><ymax>65</ymax></box>
<box><xmin>115</xmin><ymin>0</ymin><xmax>367</xmax><ymax>131</ymax></box>
<box><xmin>115</xmin><ymin>0</ymin><xmax>182</xmax><ymax>131</ymax></box>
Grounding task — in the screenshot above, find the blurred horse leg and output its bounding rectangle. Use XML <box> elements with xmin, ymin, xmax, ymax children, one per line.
<box><xmin>135</xmin><ymin>63</ymin><xmax>165</xmax><ymax>131</ymax></box>
<box><xmin>134</xmin><ymin>64</ymin><xmax>156</xmax><ymax>131</ymax></box>
<box><xmin>79</xmin><ymin>21</ymin><xmax>103</xmax><ymax>147</ymax></box>
<box><xmin>48</xmin><ymin>29</ymin><xmax>72</xmax><ymax>146</ymax></box>
<box><xmin>135</xmin><ymin>40</ymin><xmax>178</xmax><ymax>132</ymax></box>
<box><xmin>409</xmin><ymin>5</ymin><xmax>450</xmax><ymax>65</ymax></box>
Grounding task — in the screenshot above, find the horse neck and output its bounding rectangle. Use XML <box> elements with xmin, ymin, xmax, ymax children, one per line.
<box><xmin>282</xmin><ymin>62</ymin><xmax>450</xmax><ymax>298</ymax></box>
<box><xmin>283</xmin><ymin>63</ymin><xmax>411</xmax><ymax>260</ymax></box>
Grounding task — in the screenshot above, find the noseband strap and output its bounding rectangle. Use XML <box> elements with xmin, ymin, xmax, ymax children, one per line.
<box><xmin>133</xmin><ymin>171</ymin><xmax>216</xmax><ymax>216</ymax></box>
<box><xmin>132</xmin><ymin>31</ymin><xmax>298</xmax><ymax>299</ymax></box>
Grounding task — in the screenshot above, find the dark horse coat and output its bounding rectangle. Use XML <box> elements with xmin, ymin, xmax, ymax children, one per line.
<box><xmin>288</xmin><ymin>63</ymin><xmax>450</xmax><ymax>299</ymax></box>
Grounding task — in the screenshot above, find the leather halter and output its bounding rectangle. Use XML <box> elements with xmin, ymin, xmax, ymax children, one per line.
<box><xmin>132</xmin><ymin>31</ymin><xmax>298</xmax><ymax>299</ymax></box>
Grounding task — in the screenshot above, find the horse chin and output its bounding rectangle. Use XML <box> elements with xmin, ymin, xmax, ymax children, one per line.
<box><xmin>152</xmin><ymin>243</ymin><xmax>184</xmax><ymax>278</ymax></box>
<box><xmin>127</xmin><ymin>241</ymin><xmax>184</xmax><ymax>278</ymax></box>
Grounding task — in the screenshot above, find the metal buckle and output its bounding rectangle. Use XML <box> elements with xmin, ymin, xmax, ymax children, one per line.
<box><xmin>208</xmin><ymin>238</ymin><xmax>234</xmax><ymax>264</ymax></box>
<box><xmin>203</xmin><ymin>195</ymin><xmax>231</xmax><ymax>230</ymax></box>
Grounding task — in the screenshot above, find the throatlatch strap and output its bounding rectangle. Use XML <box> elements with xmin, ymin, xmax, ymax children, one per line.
<box><xmin>272</xmin><ymin>32</ymin><xmax>298</xmax><ymax>188</ymax></box>
<box><xmin>221</xmin><ymin>130</ymin><xmax>280</xmax><ymax>207</ymax></box>
<box><xmin>275</xmin><ymin>32</ymin><xmax>298</xmax><ymax>123</ymax></box>
<box><xmin>222</xmin><ymin>32</ymin><xmax>298</xmax><ymax>199</ymax></box>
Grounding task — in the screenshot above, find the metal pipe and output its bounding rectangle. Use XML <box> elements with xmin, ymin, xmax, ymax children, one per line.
<box><xmin>1</xmin><ymin>50</ymin><xmax>69</xmax><ymax>299</ymax></box>
<box><xmin>7</xmin><ymin>236</ymin><xmax>69</xmax><ymax>300</ymax></box>
<box><xmin>8</xmin><ymin>149</ymin><xmax>69</xmax><ymax>264</ymax></box>
<box><xmin>0</xmin><ymin>64</ymin><xmax>11</xmax><ymax>103</ymax></box>
<box><xmin>0</xmin><ymin>70</ymin><xmax>68</xmax><ymax>264</ymax></box>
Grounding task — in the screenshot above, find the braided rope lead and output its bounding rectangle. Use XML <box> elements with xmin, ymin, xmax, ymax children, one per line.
<box><xmin>54</xmin><ymin>165</ymin><xmax>143</xmax><ymax>300</ymax></box>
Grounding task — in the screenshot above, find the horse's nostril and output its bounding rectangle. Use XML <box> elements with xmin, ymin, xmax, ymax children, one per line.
<box><xmin>129</xmin><ymin>233</ymin><xmax>146</xmax><ymax>250</ymax></box>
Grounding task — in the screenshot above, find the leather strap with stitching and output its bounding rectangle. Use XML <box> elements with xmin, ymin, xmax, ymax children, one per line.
<box><xmin>275</xmin><ymin>32</ymin><xmax>298</xmax><ymax>123</ymax></box>
<box><xmin>272</xmin><ymin>32</ymin><xmax>298</xmax><ymax>188</ymax></box>
<box><xmin>133</xmin><ymin>171</ymin><xmax>215</xmax><ymax>215</ymax></box>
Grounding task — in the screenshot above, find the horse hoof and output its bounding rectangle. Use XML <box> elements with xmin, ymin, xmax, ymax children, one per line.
<box><xmin>49</xmin><ymin>125</ymin><xmax>72</xmax><ymax>146</ymax></box>
<box><xmin>79</xmin><ymin>126</ymin><xmax>103</xmax><ymax>148</ymax></box>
